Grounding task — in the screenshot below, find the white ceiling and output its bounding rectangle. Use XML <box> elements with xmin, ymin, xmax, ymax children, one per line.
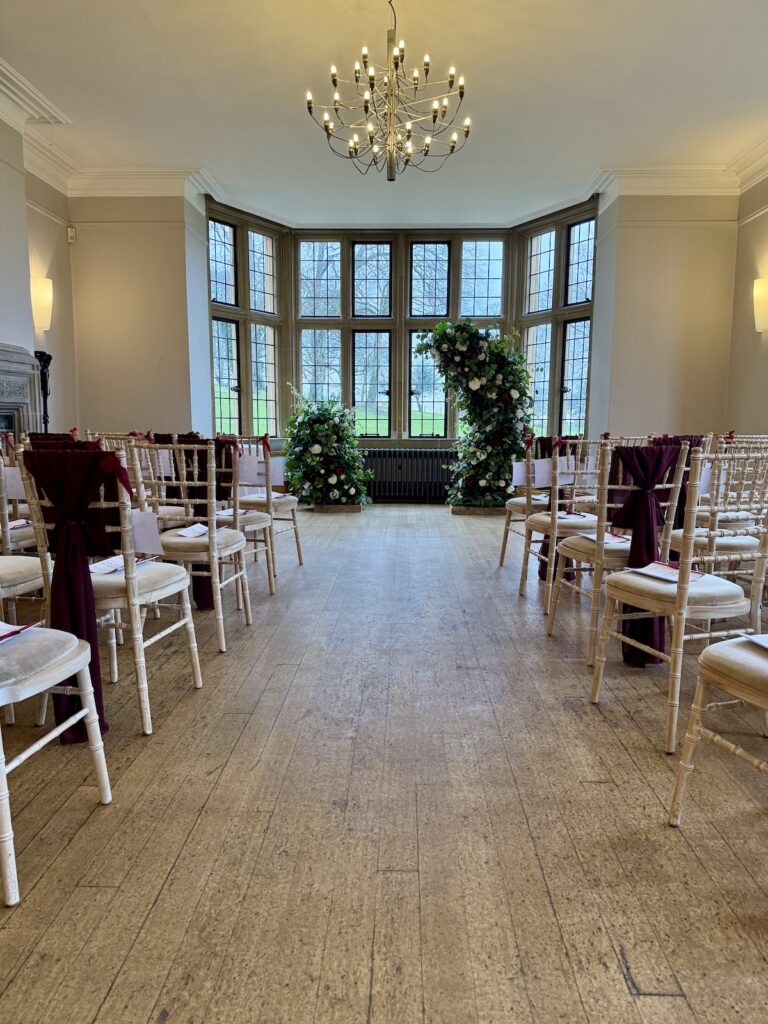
<box><xmin>2</xmin><ymin>0</ymin><xmax>768</xmax><ymax>227</ymax></box>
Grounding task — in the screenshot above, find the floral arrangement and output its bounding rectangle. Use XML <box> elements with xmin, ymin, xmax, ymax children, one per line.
<box><xmin>282</xmin><ymin>389</ymin><xmax>372</xmax><ymax>507</ymax></box>
<box><xmin>415</xmin><ymin>320</ymin><xmax>532</xmax><ymax>507</ymax></box>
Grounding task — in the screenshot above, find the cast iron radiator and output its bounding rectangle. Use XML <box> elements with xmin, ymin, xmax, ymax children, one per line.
<box><xmin>363</xmin><ymin>448</ymin><xmax>456</xmax><ymax>503</ymax></box>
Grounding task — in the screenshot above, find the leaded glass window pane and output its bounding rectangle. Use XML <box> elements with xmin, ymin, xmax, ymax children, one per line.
<box><xmin>299</xmin><ymin>241</ymin><xmax>341</xmax><ymax>317</ymax></box>
<box><xmin>249</xmin><ymin>231</ymin><xmax>276</xmax><ymax>313</ymax></box>
<box><xmin>410</xmin><ymin>242</ymin><xmax>450</xmax><ymax>317</ymax></box>
<box><xmin>212</xmin><ymin>318</ymin><xmax>239</xmax><ymax>433</ymax></box>
<box><xmin>209</xmin><ymin>221</ymin><xmax>236</xmax><ymax>304</ymax></box>
<box><xmin>251</xmin><ymin>324</ymin><xmax>277</xmax><ymax>435</ymax></box>
<box><xmin>460</xmin><ymin>239</ymin><xmax>504</xmax><ymax>317</ymax></box>
<box><xmin>353</xmin><ymin>242</ymin><xmax>391</xmax><ymax>317</ymax></box>
<box><xmin>353</xmin><ymin>331</ymin><xmax>390</xmax><ymax>437</ymax></box>
<box><xmin>300</xmin><ymin>328</ymin><xmax>342</xmax><ymax>400</ymax></box>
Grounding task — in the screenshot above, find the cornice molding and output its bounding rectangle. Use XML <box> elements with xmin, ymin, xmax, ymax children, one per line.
<box><xmin>0</xmin><ymin>58</ymin><xmax>70</xmax><ymax>130</ymax></box>
<box><xmin>23</xmin><ymin>130</ymin><xmax>78</xmax><ymax>194</ymax></box>
<box><xmin>67</xmin><ymin>166</ymin><xmax>223</xmax><ymax>198</ymax></box>
<box><xmin>730</xmin><ymin>136</ymin><xmax>768</xmax><ymax>193</ymax></box>
<box><xmin>594</xmin><ymin>167</ymin><xmax>741</xmax><ymax>207</ymax></box>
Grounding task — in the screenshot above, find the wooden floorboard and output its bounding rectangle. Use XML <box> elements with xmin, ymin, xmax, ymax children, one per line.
<box><xmin>1</xmin><ymin>505</ymin><xmax>767</xmax><ymax>1023</ymax></box>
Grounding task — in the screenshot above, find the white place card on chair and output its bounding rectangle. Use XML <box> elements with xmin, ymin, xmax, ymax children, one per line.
<box><xmin>239</xmin><ymin>451</ymin><xmax>263</xmax><ymax>485</ymax></box>
<box><xmin>511</xmin><ymin>461</ymin><xmax>526</xmax><ymax>486</ymax></box>
<box><xmin>270</xmin><ymin>456</ymin><xmax>286</xmax><ymax>486</ymax></box>
<box><xmin>4</xmin><ymin>466</ymin><xmax>25</xmax><ymax>500</ymax></box>
<box><xmin>533</xmin><ymin>458</ymin><xmax>551</xmax><ymax>488</ymax></box>
<box><xmin>131</xmin><ymin>509</ymin><xmax>165</xmax><ymax>555</ymax></box>
<box><xmin>178</xmin><ymin>522</ymin><xmax>208</xmax><ymax>538</ymax></box>
<box><xmin>90</xmin><ymin>555</ymin><xmax>124</xmax><ymax>575</ymax></box>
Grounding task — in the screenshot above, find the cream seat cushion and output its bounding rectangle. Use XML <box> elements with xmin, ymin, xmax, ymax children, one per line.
<box><xmin>216</xmin><ymin>509</ymin><xmax>272</xmax><ymax>529</ymax></box>
<box><xmin>241</xmin><ymin>490</ymin><xmax>298</xmax><ymax>511</ymax></box>
<box><xmin>160</xmin><ymin>526</ymin><xmax>245</xmax><ymax>555</ymax></box>
<box><xmin>0</xmin><ymin>555</ymin><xmax>43</xmax><ymax>588</ymax></box>
<box><xmin>606</xmin><ymin>568</ymin><xmax>748</xmax><ymax>615</ymax></box>
<box><xmin>695</xmin><ymin>509</ymin><xmax>757</xmax><ymax>530</ymax></box>
<box><xmin>526</xmin><ymin>511</ymin><xmax>598</xmax><ymax>534</ymax></box>
<box><xmin>557</xmin><ymin>533</ymin><xmax>632</xmax><ymax>566</ymax></box>
<box><xmin>0</xmin><ymin>627</ymin><xmax>79</xmax><ymax>687</ymax></box>
<box><xmin>91</xmin><ymin>560</ymin><xmax>188</xmax><ymax>602</ymax></box>
<box><xmin>7</xmin><ymin>525</ymin><xmax>35</xmax><ymax>550</ymax></box>
<box><xmin>668</xmin><ymin>528</ymin><xmax>759</xmax><ymax>555</ymax></box>
<box><xmin>506</xmin><ymin>494</ymin><xmax>548</xmax><ymax>514</ymax></box>
<box><xmin>699</xmin><ymin>636</ymin><xmax>768</xmax><ymax>695</ymax></box>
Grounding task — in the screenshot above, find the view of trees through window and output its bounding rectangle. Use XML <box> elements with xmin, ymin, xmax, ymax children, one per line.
<box><xmin>207</xmin><ymin>202</ymin><xmax>596</xmax><ymax>439</ymax></box>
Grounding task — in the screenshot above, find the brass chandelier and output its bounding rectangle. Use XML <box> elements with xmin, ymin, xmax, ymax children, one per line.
<box><xmin>305</xmin><ymin>0</ymin><xmax>471</xmax><ymax>181</ymax></box>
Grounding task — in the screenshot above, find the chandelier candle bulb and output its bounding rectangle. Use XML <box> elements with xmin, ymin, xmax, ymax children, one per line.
<box><xmin>424</xmin><ymin>54</ymin><xmax>430</xmax><ymax>76</ymax></box>
<box><xmin>449</xmin><ymin>131</ymin><xmax>458</xmax><ymax>152</ymax></box>
<box><xmin>306</xmin><ymin>91</ymin><xmax>313</xmax><ymax>112</ymax></box>
<box><xmin>423</xmin><ymin>136</ymin><xmax>431</xmax><ymax>154</ymax></box>
<box><xmin>368</xmin><ymin>66</ymin><xmax>375</xmax><ymax>82</ymax></box>
<box><xmin>364</xmin><ymin>90</ymin><xmax>371</xmax><ymax>113</ymax></box>
<box><xmin>399</xmin><ymin>38</ymin><xmax>405</xmax><ymax>57</ymax></box>
<box><xmin>448</xmin><ymin>66</ymin><xmax>455</xmax><ymax>87</ymax></box>
<box><xmin>441</xmin><ymin>96</ymin><xmax>449</xmax><ymax>117</ymax></box>
<box><xmin>405</xmin><ymin>121</ymin><xmax>412</xmax><ymax>139</ymax></box>
<box><xmin>463</xmin><ymin>116</ymin><xmax>471</xmax><ymax>136</ymax></box>
<box><xmin>432</xmin><ymin>99</ymin><xmax>439</xmax><ymax>122</ymax></box>
<box><xmin>333</xmin><ymin>91</ymin><xmax>340</xmax><ymax>110</ymax></box>
<box><xmin>362</xmin><ymin>45</ymin><xmax>369</xmax><ymax>66</ymax></box>
<box><xmin>458</xmin><ymin>75</ymin><xmax>465</xmax><ymax>96</ymax></box>
<box><xmin>331</xmin><ymin>65</ymin><xmax>338</xmax><ymax>86</ymax></box>
<box><xmin>354</xmin><ymin>61</ymin><xmax>361</xmax><ymax>82</ymax></box>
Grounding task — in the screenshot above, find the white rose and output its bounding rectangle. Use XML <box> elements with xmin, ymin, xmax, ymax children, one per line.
<box><xmin>478</xmin><ymin>353</ymin><xmax>486</xmax><ymax>361</ymax></box>
<box><xmin>496</xmin><ymin>374</ymin><xmax>503</xmax><ymax>384</ymax></box>
<box><xmin>333</xmin><ymin>417</ymin><xmax>340</xmax><ymax>424</ymax></box>
<box><xmin>479</xmin><ymin>478</ymin><xmax>487</xmax><ymax>487</ymax></box>
<box><xmin>310</xmin><ymin>444</ymin><xmax>322</xmax><ymax>454</ymax></box>
<box><xmin>498</xmin><ymin>479</ymin><xmax>506</xmax><ymax>487</ymax></box>
<box><xmin>511</xmin><ymin>389</ymin><xmax>520</xmax><ymax>400</ymax></box>
<box><xmin>507</xmin><ymin>484</ymin><xmax>515</xmax><ymax>493</ymax></box>
<box><xmin>516</xmin><ymin>408</ymin><xmax>524</xmax><ymax>418</ymax></box>
<box><xmin>454</xmin><ymin>356</ymin><xmax>461</xmax><ymax>362</ymax></box>
<box><xmin>330</xmin><ymin>489</ymin><xmax>340</xmax><ymax>499</ymax></box>
<box><xmin>328</xmin><ymin>474</ymin><xmax>337</xmax><ymax>484</ymax></box>
<box><xmin>469</xmin><ymin>378</ymin><xmax>482</xmax><ymax>390</ymax></box>
<box><xmin>349</xmin><ymin>487</ymin><xmax>356</xmax><ymax>495</ymax></box>
<box><xmin>441</xmin><ymin>344</ymin><xmax>449</xmax><ymax>350</ymax></box>
<box><xmin>480</xmin><ymin>378</ymin><xmax>486</xmax><ymax>385</ymax></box>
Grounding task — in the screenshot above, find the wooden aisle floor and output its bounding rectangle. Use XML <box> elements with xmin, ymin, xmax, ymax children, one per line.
<box><xmin>1</xmin><ymin>504</ymin><xmax>767</xmax><ymax>1024</ymax></box>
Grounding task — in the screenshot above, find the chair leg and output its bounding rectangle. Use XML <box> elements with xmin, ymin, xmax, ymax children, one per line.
<box><xmin>127</xmin><ymin>602</ymin><xmax>152</xmax><ymax>735</ymax></box>
<box><xmin>499</xmin><ymin>509</ymin><xmax>512</xmax><ymax>567</ymax></box>
<box><xmin>543</xmin><ymin>533</ymin><xmax>558</xmax><ymax>617</ymax></box>
<box><xmin>114</xmin><ymin>609</ymin><xmax>124</xmax><ymax>645</ymax></box>
<box><xmin>106</xmin><ymin>610</ymin><xmax>119</xmax><ymax>683</ymax></box>
<box><xmin>518</xmin><ymin>528</ymin><xmax>533</xmax><ymax>596</ymax></box>
<box><xmin>35</xmin><ymin>692</ymin><xmax>48</xmax><ymax>727</ymax></box>
<box><xmin>237</xmin><ymin>550</ymin><xmax>253</xmax><ymax>626</ymax></box>
<box><xmin>269</xmin><ymin>523</ymin><xmax>277</xmax><ymax>577</ymax></box>
<box><xmin>76</xmin><ymin>668</ymin><xmax>112</xmax><ymax>805</ymax></box>
<box><xmin>292</xmin><ymin>508</ymin><xmax>304</xmax><ymax>566</ymax></box>
<box><xmin>668</xmin><ymin>677</ymin><xmax>710</xmax><ymax>826</ymax></box>
<box><xmin>546</xmin><ymin>552</ymin><xmax>566</xmax><ymax>636</ymax></box>
<box><xmin>665</xmin><ymin>612</ymin><xmax>687</xmax><ymax>754</ymax></box>
<box><xmin>263</xmin><ymin>529</ymin><xmax>276</xmax><ymax>596</ymax></box>
<box><xmin>0</xmin><ymin>724</ymin><xmax>19</xmax><ymax>906</ymax></box>
<box><xmin>587</xmin><ymin>563</ymin><xmax>604</xmax><ymax>667</ymax></box>
<box><xmin>210</xmin><ymin>560</ymin><xmax>227</xmax><ymax>653</ymax></box>
<box><xmin>591</xmin><ymin>596</ymin><xmax>616</xmax><ymax>704</ymax></box>
<box><xmin>180</xmin><ymin>587</ymin><xmax>203</xmax><ymax>689</ymax></box>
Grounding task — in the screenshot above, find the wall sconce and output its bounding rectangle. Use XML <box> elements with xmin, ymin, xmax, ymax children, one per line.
<box><xmin>754</xmin><ymin>278</ymin><xmax>768</xmax><ymax>333</ymax></box>
<box><xmin>31</xmin><ymin>277</ymin><xmax>53</xmax><ymax>333</ymax></box>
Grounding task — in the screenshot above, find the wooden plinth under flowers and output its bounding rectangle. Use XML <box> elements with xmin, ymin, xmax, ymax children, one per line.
<box><xmin>312</xmin><ymin>504</ymin><xmax>363</xmax><ymax>513</ymax></box>
<box><xmin>451</xmin><ymin>506</ymin><xmax>506</xmax><ymax>516</ymax></box>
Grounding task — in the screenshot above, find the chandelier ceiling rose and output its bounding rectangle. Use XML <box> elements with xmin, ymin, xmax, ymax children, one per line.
<box><xmin>305</xmin><ymin>0</ymin><xmax>471</xmax><ymax>182</ymax></box>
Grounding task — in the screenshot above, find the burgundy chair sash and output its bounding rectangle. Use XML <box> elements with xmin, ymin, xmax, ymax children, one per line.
<box><xmin>611</xmin><ymin>445</ymin><xmax>680</xmax><ymax>666</ymax></box>
<box><xmin>23</xmin><ymin>450</ymin><xmax>132</xmax><ymax>743</ymax></box>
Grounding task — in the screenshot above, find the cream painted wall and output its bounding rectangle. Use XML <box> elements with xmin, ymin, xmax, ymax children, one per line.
<box><xmin>726</xmin><ymin>177</ymin><xmax>768</xmax><ymax>431</ymax></box>
<box><xmin>69</xmin><ymin>196</ymin><xmax>202</xmax><ymax>433</ymax></box>
<box><xmin>0</xmin><ymin>120</ymin><xmax>34</xmax><ymax>351</ymax></box>
<box><xmin>25</xmin><ymin>173</ymin><xmax>79</xmax><ymax>430</ymax></box>
<box><xmin>590</xmin><ymin>194</ymin><xmax>738</xmax><ymax>436</ymax></box>
<box><xmin>184</xmin><ymin>199</ymin><xmax>213</xmax><ymax>436</ymax></box>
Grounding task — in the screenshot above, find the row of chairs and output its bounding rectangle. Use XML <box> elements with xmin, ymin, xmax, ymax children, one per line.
<box><xmin>500</xmin><ymin>432</ymin><xmax>768</xmax><ymax>824</ymax></box>
<box><xmin>0</xmin><ymin>429</ymin><xmax>305</xmax><ymax>905</ymax></box>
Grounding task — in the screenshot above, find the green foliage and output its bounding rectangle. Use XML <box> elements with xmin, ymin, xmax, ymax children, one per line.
<box><xmin>415</xmin><ymin>321</ymin><xmax>533</xmax><ymax>507</ymax></box>
<box><xmin>283</xmin><ymin>389</ymin><xmax>372</xmax><ymax>506</ymax></box>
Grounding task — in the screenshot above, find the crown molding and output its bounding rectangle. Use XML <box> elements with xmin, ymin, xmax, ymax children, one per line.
<box><xmin>67</xmin><ymin>166</ymin><xmax>225</xmax><ymax>201</ymax></box>
<box><xmin>590</xmin><ymin>166</ymin><xmax>741</xmax><ymax>210</ymax></box>
<box><xmin>730</xmin><ymin>135</ymin><xmax>768</xmax><ymax>193</ymax></box>
<box><xmin>0</xmin><ymin>58</ymin><xmax>70</xmax><ymax>130</ymax></box>
<box><xmin>23</xmin><ymin>130</ymin><xmax>78</xmax><ymax>194</ymax></box>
